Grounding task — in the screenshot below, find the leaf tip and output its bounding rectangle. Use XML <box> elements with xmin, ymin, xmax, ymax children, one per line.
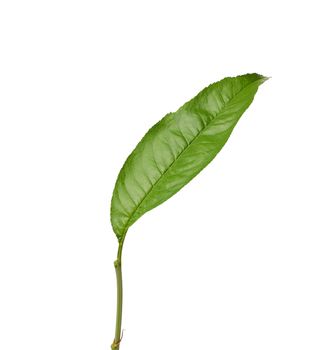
<box><xmin>258</xmin><ymin>75</ymin><xmax>271</xmax><ymax>84</ymax></box>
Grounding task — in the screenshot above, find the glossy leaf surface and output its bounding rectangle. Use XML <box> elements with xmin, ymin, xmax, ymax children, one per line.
<box><xmin>111</xmin><ymin>74</ymin><xmax>267</xmax><ymax>240</ymax></box>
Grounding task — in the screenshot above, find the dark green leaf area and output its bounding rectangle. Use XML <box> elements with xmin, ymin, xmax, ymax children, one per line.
<box><xmin>111</xmin><ymin>73</ymin><xmax>267</xmax><ymax>240</ymax></box>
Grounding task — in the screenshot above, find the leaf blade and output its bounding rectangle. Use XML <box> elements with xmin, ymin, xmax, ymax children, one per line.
<box><xmin>111</xmin><ymin>74</ymin><xmax>267</xmax><ymax>240</ymax></box>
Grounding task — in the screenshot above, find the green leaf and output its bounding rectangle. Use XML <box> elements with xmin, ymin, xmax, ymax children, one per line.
<box><xmin>111</xmin><ymin>73</ymin><xmax>268</xmax><ymax>241</ymax></box>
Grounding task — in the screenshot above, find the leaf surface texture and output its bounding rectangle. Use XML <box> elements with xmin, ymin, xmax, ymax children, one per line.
<box><xmin>111</xmin><ymin>74</ymin><xmax>267</xmax><ymax>240</ymax></box>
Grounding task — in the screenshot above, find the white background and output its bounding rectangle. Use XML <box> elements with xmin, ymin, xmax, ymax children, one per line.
<box><xmin>0</xmin><ymin>1</ymin><xmax>316</xmax><ymax>349</ymax></box>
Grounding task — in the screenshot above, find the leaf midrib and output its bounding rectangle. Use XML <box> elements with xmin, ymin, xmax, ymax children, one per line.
<box><xmin>120</xmin><ymin>78</ymin><xmax>260</xmax><ymax>236</ymax></box>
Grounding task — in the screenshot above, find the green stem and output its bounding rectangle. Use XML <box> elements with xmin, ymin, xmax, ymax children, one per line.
<box><xmin>111</xmin><ymin>240</ymin><xmax>124</xmax><ymax>349</ymax></box>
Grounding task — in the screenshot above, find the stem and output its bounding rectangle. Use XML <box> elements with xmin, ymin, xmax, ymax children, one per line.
<box><xmin>111</xmin><ymin>240</ymin><xmax>124</xmax><ymax>349</ymax></box>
